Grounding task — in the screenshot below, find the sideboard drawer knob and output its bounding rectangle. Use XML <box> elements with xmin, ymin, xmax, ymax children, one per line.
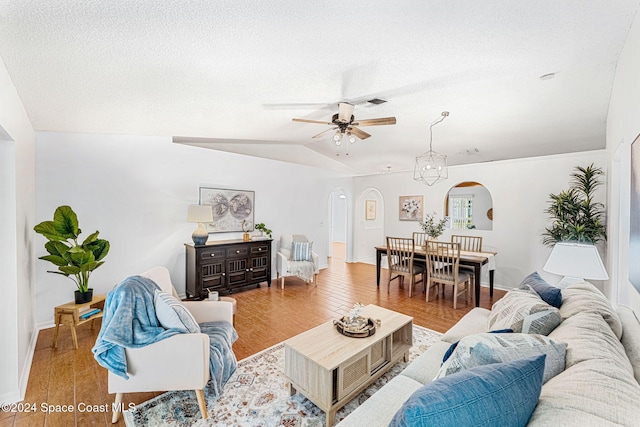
<box><xmin>236</xmin><ymin>250</ymin><xmax>240</xmax><ymax>254</ymax></box>
<box><xmin>210</xmin><ymin>254</ymin><xmax>215</xmax><ymax>257</ymax></box>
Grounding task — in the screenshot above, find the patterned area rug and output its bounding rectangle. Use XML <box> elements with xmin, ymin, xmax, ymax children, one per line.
<box><xmin>124</xmin><ymin>324</ymin><xmax>441</xmax><ymax>426</ymax></box>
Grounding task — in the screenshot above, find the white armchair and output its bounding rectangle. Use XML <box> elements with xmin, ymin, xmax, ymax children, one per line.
<box><xmin>276</xmin><ymin>234</ymin><xmax>320</xmax><ymax>289</ymax></box>
<box><xmin>108</xmin><ymin>266</ymin><xmax>234</xmax><ymax>423</ymax></box>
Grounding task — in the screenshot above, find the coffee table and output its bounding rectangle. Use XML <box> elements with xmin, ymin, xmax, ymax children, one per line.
<box><xmin>284</xmin><ymin>305</ymin><xmax>413</xmax><ymax>427</ymax></box>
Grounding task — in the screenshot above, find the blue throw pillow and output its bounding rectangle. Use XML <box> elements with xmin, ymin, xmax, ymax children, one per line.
<box><xmin>389</xmin><ymin>354</ymin><xmax>545</xmax><ymax>427</ymax></box>
<box><xmin>519</xmin><ymin>271</ymin><xmax>562</xmax><ymax>308</ymax></box>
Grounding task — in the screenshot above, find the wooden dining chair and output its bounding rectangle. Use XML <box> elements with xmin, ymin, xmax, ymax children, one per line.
<box><xmin>412</xmin><ymin>232</ymin><xmax>429</xmax><ymax>250</ymax></box>
<box><xmin>451</xmin><ymin>235</ymin><xmax>483</xmax><ymax>294</ymax></box>
<box><xmin>412</xmin><ymin>232</ymin><xmax>429</xmax><ymax>270</ymax></box>
<box><xmin>424</xmin><ymin>241</ymin><xmax>472</xmax><ymax>309</ymax></box>
<box><xmin>451</xmin><ymin>235</ymin><xmax>483</xmax><ymax>252</ymax></box>
<box><xmin>386</xmin><ymin>237</ymin><xmax>425</xmax><ymax>298</ymax></box>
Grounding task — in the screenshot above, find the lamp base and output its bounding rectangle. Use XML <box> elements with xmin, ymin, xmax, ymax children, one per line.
<box><xmin>192</xmin><ymin>224</ymin><xmax>208</xmax><ymax>245</ymax></box>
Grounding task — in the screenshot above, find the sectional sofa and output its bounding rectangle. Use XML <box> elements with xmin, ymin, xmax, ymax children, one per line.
<box><xmin>337</xmin><ymin>278</ymin><xmax>640</xmax><ymax>426</ymax></box>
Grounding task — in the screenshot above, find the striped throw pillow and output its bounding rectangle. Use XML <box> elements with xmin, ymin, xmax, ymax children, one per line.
<box><xmin>292</xmin><ymin>241</ymin><xmax>313</xmax><ymax>261</ymax></box>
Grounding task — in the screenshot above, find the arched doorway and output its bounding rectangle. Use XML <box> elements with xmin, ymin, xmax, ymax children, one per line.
<box><xmin>355</xmin><ymin>187</ymin><xmax>384</xmax><ymax>264</ymax></box>
<box><xmin>328</xmin><ymin>188</ymin><xmax>349</xmax><ymax>261</ymax></box>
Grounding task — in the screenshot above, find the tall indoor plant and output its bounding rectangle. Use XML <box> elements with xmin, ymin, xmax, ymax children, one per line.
<box><xmin>542</xmin><ymin>163</ymin><xmax>606</xmax><ymax>246</ymax></box>
<box><xmin>34</xmin><ymin>205</ymin><xmax>110</xmax><ymax>303</ymax></box>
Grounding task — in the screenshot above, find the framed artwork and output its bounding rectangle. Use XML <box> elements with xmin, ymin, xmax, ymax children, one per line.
<box><xmin>365</xmin><ymin>200</ymin><xmax>376</xmax><ymax>220</ymax></box>
<box><xmin>630</xmin><ymin>134</ymin><xmax>640</xmax><ymax>292</ymax></box>
<box><xmin>399</xmin><ymin>195</ymin><xmax>423</xmax><ymax>221</ymax></box>
<box><xmin>199</xmin><ymin>187</ymin><xmax>255</xmax><ymax>233</ymax></box>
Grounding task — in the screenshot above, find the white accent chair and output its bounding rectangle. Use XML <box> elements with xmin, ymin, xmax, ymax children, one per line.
<box><xmin>276</xmin><ymin>234</ymin><xmax>320</xmax><ymax>289</ymax></box>
<box><xmin>108</xmin><ymin>266</ymin><xmax>234</xmax><ymax>423</ymax></box>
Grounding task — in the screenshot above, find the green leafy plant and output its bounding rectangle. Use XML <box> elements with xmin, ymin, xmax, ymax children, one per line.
<box><xmin>254</xmin><ymin>222</ymin><xmax>272</xmax><ymax>238</ymax></box>
<box><xmin>34</xmin><ymin>206</ymin><xmax>110</xmax><ymax>293</ymax></box>
<box><xmin>419</xmin><ymin>212</ymin><xmax>449</xmax><ymax>239</ymax></box>
<box><xmin>542</xmin><ymin>163</ymin><xmax>606</xmax><ymax>246</ymax></box>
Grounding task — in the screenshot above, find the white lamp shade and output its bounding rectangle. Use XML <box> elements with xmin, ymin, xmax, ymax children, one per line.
<box><xmin>187</xmin><ymin>205</ymin><xmax>213</xmax><ymax>223</ymax></box>
<box><xmin>543</xmin><ymin>242</ymin><xmax>609</xmax><ymax>280</ymax></box>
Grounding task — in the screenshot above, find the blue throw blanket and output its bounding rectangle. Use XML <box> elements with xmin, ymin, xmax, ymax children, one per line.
<box><xmin>92</xmin><ymin>275</ymin><xmax>181</xmax><ymax>379</ymax></box>
<box><xmin>200</xmin><ymin>321</ymin><xmax>238</xmax><ymax>398</ymax></box>
<box><xmin>92</xmin><ymin>275</ymin><xmax>239</xmax><ymax>398</ymax></box>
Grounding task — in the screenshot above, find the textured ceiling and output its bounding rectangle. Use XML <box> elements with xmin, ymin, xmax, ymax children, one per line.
<box><xmin>0</xmin><ymin>1</ymin><xmax>638</xmax><ymax>175</ymax></box>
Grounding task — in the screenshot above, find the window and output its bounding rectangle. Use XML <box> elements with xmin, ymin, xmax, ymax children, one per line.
<box><xmin>451</xmin><ymin>196</ymin><xmax>474</xmax><ymax>229</ymax></box>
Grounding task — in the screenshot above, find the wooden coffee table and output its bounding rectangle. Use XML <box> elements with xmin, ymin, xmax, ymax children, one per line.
<box><xmin>284</xmin><ymin>305</ymin><xmax>413</xmax><ymax>427</ymax></box>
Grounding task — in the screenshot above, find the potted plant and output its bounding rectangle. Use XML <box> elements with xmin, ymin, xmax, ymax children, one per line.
<box><xmin>34</xmin><ymin>205</ymin><xmax>110</xmax><ymax>304</ymax></box>
<box><xmin>419</xmin><ymin>212</ymin><xmax>449</xmax><ymax>239</ymax></box>
<box><xmin>254</xmin><ymin>222</ymin><xmax>272</xmax><ymax>238</ymax></box>
<box><xmin>542</xmin><ymin>163</ymin><xmax>606</xmax><ymax>246</ymax></box>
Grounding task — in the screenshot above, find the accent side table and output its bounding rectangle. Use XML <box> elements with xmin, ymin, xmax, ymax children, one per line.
<box><xmin>52</xmin><ymin>294</ymin><xmax>106</xmax><ymax>349</ymax></box>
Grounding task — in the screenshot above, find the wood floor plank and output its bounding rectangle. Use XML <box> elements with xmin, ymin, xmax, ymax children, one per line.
<box><xmin>18</xmin><ymin>244</ymin><xmax>505</xmax><ymax>426</ymax></box>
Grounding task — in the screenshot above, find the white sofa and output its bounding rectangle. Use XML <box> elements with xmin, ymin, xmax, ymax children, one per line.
<box><xmin>108</xmin><ymin>266</ymin><xmax>234</xmax><ymax>422</ymax></box>
<box><xmin>337</xmin><ymin>281</ymin><xmax>640</xmax><ymax>426</ymax></box>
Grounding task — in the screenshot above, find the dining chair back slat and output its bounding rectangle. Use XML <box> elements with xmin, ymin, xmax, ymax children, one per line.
<box><xmin>451</xmin><ymin>235</ymin><xmax>483</xmax><ymax>252</ymax></box>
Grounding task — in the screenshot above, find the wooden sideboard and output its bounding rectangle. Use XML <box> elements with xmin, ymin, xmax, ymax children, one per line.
<box><xmin>185</xmin><ymin>239</ymin><xmax>272</xmax><ymax>297</ymax></box>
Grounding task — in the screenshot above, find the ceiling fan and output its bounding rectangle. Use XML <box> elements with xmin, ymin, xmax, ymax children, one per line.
<box><xmin>292</xmin><ymin>102</ymin><xmax>396</xmax><ymax>144</ymax></box>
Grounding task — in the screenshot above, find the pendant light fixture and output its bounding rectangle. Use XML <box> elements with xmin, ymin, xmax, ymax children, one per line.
<box><xmin>413</xmin><ymin>111</ymin><xmax>450</xmax><ymax>186</ymax></box>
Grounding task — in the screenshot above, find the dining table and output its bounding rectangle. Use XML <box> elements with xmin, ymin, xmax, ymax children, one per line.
<box><xmin>375</xmin><ymin>245</ymin><xmax>497</xmax><ymax>307</ymax></box>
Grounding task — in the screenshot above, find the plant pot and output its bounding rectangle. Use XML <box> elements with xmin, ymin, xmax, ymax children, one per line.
<box><xmin>75</xmin><ymin>288</ymin><xmax>93</xmax><ymax>304</ymax></box>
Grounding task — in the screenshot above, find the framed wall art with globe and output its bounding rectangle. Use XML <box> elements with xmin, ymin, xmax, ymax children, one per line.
<box><xmin>199</xmin><ymin>187</ymin><xmax>255</xmax><ymax>233</ymax></box>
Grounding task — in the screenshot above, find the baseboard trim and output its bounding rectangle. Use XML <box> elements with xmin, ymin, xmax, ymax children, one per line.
<box><xmin>16</xmin><ymin>327</ymin><xmax>40</xmax><ymax>403</ymax></box>
<box><xmin>2</xmin><ymin>324</ymin><xmax>40</xmax><ymax>405</ymax></box>
<box><xmin>0</xmin><ymin>390</ymin><xmax>21</xmax><ymax>405</ymax></box>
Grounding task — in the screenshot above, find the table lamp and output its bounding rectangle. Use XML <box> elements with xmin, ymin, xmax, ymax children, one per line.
<box><xmin>542</xmin><ymin>242</ymin><xmax>608</xmax><ymax>288</ymax></box>
<box><xmin>187</xmin><ymin>205</ymin><xmax>213</xmax><ymax>245</ymax></box>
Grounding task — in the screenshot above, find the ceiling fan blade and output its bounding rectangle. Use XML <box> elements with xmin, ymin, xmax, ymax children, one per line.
<box><xmin>351</xmin><ymin>117</ymin><xmax>397</xmax><ymax>127</ymax></box>
<box><xmin>292</xmin><ymin>118</ymin><xmax>333</xmax><ymax>125</ymax></box>
<box><xmin>312</xmin><ymin>127</ymin><xmax>338</xmax><ymax>138</ymax></box>
<box><xmin>337</xmin><ymin>102</ymin><xmax>355</xmax><ymax>123</ymax></box>
<box><xmin>348</xmin><ymin>126</ymin><xmax>371</xmax><ymax>140</ymax></box>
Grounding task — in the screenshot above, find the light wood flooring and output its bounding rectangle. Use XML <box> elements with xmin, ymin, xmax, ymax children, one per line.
<box><xmin>1</xmin><ymin>242</ymin><xmax>505</xmax><ymax>427</ymax></box>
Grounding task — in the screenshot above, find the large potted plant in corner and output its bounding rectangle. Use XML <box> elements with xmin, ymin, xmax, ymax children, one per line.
<box><xmin>34</xmin><ymin>205</ymin><xmax>110</xmax><ymax>304</ymax></box>
<box><xmin>542</xmin><ymin>163</ymin><xmax>607</xmax><ymax>246</ymax></box>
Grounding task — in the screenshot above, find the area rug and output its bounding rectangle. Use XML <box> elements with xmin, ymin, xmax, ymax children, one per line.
<box><xmin>124</xmin><ymin>324</ymin><xmax>441</xmax><ymax>427</ymax></box>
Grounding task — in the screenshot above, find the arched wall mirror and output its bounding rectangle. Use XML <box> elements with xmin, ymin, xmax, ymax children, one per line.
<box><xmin>444</xmin><ymin>181</ymin><xmax>493</xmax><ymax>231</ymax></box>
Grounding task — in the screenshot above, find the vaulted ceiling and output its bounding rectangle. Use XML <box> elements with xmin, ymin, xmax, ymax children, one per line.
<box><xmin>1</xmin><ymin>1</ymin><xmax>638</xmax><ymax>175</ymax></box>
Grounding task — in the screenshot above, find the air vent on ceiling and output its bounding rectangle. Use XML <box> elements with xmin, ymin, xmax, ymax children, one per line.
<box><xmin>367</xmin><ymin>98</ymin><xmax>387</xmax><ymax>105</ymax></box>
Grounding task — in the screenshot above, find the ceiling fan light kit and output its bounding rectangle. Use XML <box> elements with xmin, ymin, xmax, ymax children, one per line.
<box><xmin>292</xmin><ymin>102</ymin><xmax>397</xmax><ymax>152</ymax></box>
<box><xmin>413</xmin><ymin>111</ymin><xmax>450</xmax><ymax>186</ymax></box>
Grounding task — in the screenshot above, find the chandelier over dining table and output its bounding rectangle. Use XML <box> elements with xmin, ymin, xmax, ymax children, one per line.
<box><xmin>413</xmin><ymin>111</ymin><xmax>450</xmax><ymax>186</ymax></box>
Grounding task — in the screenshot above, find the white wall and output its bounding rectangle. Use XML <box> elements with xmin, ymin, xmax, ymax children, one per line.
<box><xmin>353</xmin><ymin>150</ymin><xmax>607</xmax><ymax>289</ymax></box>
<box><xmin>0</xmin><ymin>58</ymin><xmax>36</xmax><ymax>404</ymax></box>
<box><xmin>34</xmin><ymin>132</ymin><xmax>350</xmax><ymax>325</ymax></box>
<box><xmin>606</xmin><ymin>10</ymin><xmax>640</xmax><ymax>312</ymax></box>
